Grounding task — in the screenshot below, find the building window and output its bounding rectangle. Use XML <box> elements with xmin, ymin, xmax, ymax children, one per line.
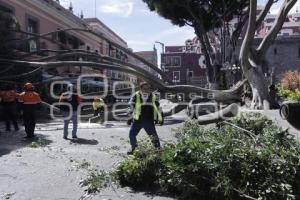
<box><xmin>173</xmin><ymin>71</ymin><xmax>180</xmax><ymax>83</ymax></box>
<box><xmin>164</xmin><ymin>56</ymin><xmax>181</xmax><ymax>67</ymax></box>
<box><xmin>188</xmin><ymin>71</ymin><xmax>194</xmax><ymax>78</ymax></box>
<box><xmin>26</xmin><ymin>15</ymin><xmax>39</xmax><ymax>52</ymax></box>
<box><xmin>164</xmin><ymin>56</ymin><xmax>172</xmax><ymax>66</ymax></box>
<box><xmin>0</xmin><ymin>3</ymin><xmax>14</xmax><ymax>14</ymax></box>
<box><xmin>173</xmin><ymin>57</ymin><xmax>181</xmax><ymax>66</ymax></box>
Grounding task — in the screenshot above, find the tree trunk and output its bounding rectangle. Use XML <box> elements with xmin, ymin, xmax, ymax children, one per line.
<box><xmin>246</xmin><ymin>68</ymin><xmax>271</xmax><ymax>109</ymax></box>
<box><xmin>207</xmin><ymin>64</ymin><xmax>221</xmax><ymax>90</ymax></box>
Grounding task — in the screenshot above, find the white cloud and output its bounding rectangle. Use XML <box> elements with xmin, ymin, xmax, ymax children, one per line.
<box><xmin>98</xmin><ymin>0</ymin><xmax>134</xmax><ymax>17</ymax></box>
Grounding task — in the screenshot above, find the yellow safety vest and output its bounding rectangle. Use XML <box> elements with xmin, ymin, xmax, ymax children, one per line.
<box><xmin>133</xmin><ymin>91</ymin><xmax>163</xmax><ymax>122</ymax></box>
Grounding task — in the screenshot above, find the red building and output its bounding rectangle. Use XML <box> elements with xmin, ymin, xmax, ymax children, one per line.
<box><xmin>162</xmin><ymin>39</ymin><xmax>207</xmax><ymax>87</ymax></box>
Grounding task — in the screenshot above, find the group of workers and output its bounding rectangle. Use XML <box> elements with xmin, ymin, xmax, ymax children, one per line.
<box><xmin>0</xmin><ymin>82</ymin><xmax>41</xmax><ymax>138</ymax></box>
<box><xmin>1</xmin><ymin>81</ymin><xmax>164</xmax><ymax>155</ymax></box>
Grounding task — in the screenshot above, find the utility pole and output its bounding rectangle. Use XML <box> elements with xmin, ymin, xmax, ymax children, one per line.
<box><xmin>155</xmin><ymin>41</ymin><xmax>165</xmax><ymax>71</ymax></box>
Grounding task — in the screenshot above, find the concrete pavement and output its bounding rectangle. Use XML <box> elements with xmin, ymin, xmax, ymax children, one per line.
<box><xmin>0</xmin><ymin>109</ymin><xmax>298</xmax><ymax>200</ymax></box>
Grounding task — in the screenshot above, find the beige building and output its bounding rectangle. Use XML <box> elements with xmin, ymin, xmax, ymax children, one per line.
<box><xmin>0</xmin><ymin>0</ymin><xmax>137</xmax><ymax>89</ymax></box>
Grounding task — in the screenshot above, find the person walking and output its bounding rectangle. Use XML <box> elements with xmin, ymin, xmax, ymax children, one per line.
<box><xmin>0</xmin><ymin>84</ymin><xmax>19</xmax><ymax>132</ymax></box>
<box><xmin>127</xmin><ymin>82</ymin><xmax>163</xmax><ymax>155</ymax></box>
<box><xmin>18</xmin><ymin>82</ymin><xmax>41</xmax><ymax>139</ymax></box>
<box><xmin>59</xmin><ymin>84</ymin><xmax>81</xmax><ymax>140</ymax></box>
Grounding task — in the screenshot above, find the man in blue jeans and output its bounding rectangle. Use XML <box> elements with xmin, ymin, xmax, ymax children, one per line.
<box><xmin>127</xmin><ymin>82</ymin><xmax>163</xmax><ymax>155</ymax></box>
<box><xmin>59</xmin><ymin>84</ymin><xmax>81</xmax><ymax>140</ymax></box>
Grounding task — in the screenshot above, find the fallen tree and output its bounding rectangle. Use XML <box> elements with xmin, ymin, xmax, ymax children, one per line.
<box><xmin>0</xmin><ymin>59</ymin><xmax>245</xmax><ymax>103</ymax></box>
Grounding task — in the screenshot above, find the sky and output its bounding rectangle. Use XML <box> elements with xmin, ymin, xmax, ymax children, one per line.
<box><xmin>59</xmin><ymin>0</ymin><xmax>300</xmax><ymax>53</ymax></box>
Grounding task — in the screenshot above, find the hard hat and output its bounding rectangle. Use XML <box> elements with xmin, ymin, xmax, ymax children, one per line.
<box><xmin>24</xmin><ymin>82</ymin><xmax>33</xmax><ymax>90</ymax></box>
<box><xmin>67</xmin><ymin>83</ymin><xmax>77</xmax><ymax>92</ymax></box>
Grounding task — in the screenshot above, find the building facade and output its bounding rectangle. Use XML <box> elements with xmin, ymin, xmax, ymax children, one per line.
<box><xmin>162</xmin><ymin>39</ymin><xmax>207</xmax><ymax>87</ymax></box>
<box><xmin>0</xmin><ymin>0</ymin><xmax>137</xmax><ymax>91</ymax></box>
<box><xmin>128</xmin><ymin>46</ymin><xmax>160</xmax><ymax>83</ymax></box>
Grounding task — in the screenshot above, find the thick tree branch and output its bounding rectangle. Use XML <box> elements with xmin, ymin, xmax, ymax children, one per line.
<box><xmin>256</xmin><ymin>0</ymin><xmax>275</xmax><ymax>29</ymax></box>
<box><xmin>231</xmin><ymin>14</ymin><xmax>248</xmax><ymax>47</ymax></box>
<box><xmin>239</xmin><ymin>0</ymin><xmax>257</xmax><ymax>75</ymax></box>
<box><xmin>0</xmin><ymin>59</ymin><xmax>246</xmax><ymax>102</ymax></box>
<box><xmin>8</xmin><ymin>28</ymin><xmax>168</xmax><ymax>81</ymax></box>
<box><xmin>257</xmin><ymin>0</ymin><xmax>297</xmax><ymax>56</ymax></box>
<box><xmin>186</xmin><ymin>2</ymin><xmax>218</xmax><ymax>84</ymax></box>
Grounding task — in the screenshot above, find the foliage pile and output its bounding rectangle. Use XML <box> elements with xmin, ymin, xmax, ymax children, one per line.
<box><xmin>115</xmin><ymin>113</ymin><xmax>300</xmax><ymax>199</ymax></box>
<box><xmin>278</xmin><ymin>71</ymin><xmax>300</xmax><ymax>101</ymax></box>
<box><xmin>80</xmin><ymin>169</ymin><xmax>111</xmax><ymax>194</ymax></box>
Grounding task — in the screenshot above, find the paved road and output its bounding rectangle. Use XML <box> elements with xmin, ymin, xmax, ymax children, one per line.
<box><xmin>0</xmin><ymin>112</ymin><xmax>186</xmax><ymax>200</ymax></box>
<box><xmin>0</xmin><ymin>109</ymin><xmax>298</xmax><ymax>200</ymax></box>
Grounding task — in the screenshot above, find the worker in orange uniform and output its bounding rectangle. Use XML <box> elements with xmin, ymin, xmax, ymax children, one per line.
<box><xmin>0</xmin><ymin>84</ymin><xmax>19</xmax><ymax>132</ymax></box>
<box><xmin>18</xmin><ymin>82</ymin><xmax>41</xmax><ymax>139</ymax></box>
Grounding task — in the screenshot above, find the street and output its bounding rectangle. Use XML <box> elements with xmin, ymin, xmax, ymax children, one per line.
<box><xmin>0</xmin><ymin>113</ymin><xmax>186</xmax><ymax>200</ymax></box>
<box><xmin>0</xmin><ymin>109</ymin><xmax>298</xmax><ymax>200</ymax></box>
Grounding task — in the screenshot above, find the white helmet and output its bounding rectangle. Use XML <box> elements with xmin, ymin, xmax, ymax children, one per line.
<box><xmin>67</xmin><ymin>84</ymin><xmax>77</xmax><ymax>92</ymax></box>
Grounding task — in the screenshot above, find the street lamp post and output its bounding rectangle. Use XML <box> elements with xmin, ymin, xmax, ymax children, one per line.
<box><xmin>155</xmin><ymin>41</ymin><xmax>165</xmax><ymax>71</ymax></box>
<box><xmin>155</xmin><ymin>41</ymin><xmax>165</xmax><ymax>54</ymax></box>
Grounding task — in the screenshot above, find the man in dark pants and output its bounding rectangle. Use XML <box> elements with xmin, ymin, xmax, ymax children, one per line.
<box><xmin>18</xmin><ymin>83</ymin><xmax>41</xmax><ymax>139</ymax></box>
<box><xmin>0</xmin><ymin>85</ymin><xmax>19</xmax><ymax>132</ymax></box>
<box><xmin>127</xmin><ymin>82</ymin><xmax>163</xmax><ymax>155</ymax></box>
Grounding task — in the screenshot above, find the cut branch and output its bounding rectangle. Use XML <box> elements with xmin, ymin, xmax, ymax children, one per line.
<box><xmin>0</xmin><ymin>59</ymin><xmax>246</xmax><ymax>103</ymax></box>
<box><xmin>8</xmin><ymin>28</ymin><xmax>169</xmax><ymax>81</ymax></box>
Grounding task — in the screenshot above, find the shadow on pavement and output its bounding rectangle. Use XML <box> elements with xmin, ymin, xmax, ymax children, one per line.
<box><xmin>0</xmin><ymin>131</ymin><xmax>53</xmax><ymax>157</ymax></box>
<box><xmin>163</xmin><ymin>119</ymin><xmax>185</xmax><ymax>125</ymax></box>
<box><xmin>127</xmin><ymin>186</ymin><xmax>175</xmax><ymax>200</ymax></box>
<box><xmin>71</xmin><ymin>138</ymin><xmax>99</xmax><ymax>145</ymax></box>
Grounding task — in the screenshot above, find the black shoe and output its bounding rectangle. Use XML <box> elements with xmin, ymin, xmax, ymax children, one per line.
<box><xmin>63</xmin><ymin>136</ymin><xmax>68</xmax><ymax>140</ymax></box>
<box><xmin>24</xmin><ymin>135</ymin><xmax>34</xmax><ymax>139</ymax></box>
<box><xmin>127</xmin><ymin>148</ymin><xmax>135</xmax><ymax>155</ymax></box>
<box><xmin>72</xmin><ymin>136</ymin><xmax>78</xmax><ymax>141</ymax></box>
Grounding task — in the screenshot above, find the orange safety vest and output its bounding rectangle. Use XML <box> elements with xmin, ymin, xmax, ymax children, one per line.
<box><xmin>19</xmin><ymin>91</ymin><xmax>41</xmax><ymax>104</ymax></box>
<box><xmin>0</xmin><ymin>90</ymin><xmax>18</xmax><ymax>103</ymax></box>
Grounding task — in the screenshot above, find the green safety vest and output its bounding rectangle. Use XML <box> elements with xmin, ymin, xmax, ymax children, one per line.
<box><xmin>93</xmin><ymin>99</ymin><xmax>105</xmax><ymax>110</ymax></box>
<box><xmin>133</xmin><ymin>91</ymin><xmax>163</xmax><ymax>122</ymax></box>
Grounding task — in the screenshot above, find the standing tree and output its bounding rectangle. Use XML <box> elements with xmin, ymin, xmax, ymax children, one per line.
<box><xmin>143</xmin><ymin>0</ymin><xmax>297</xmax><ymax>109</ymax></box>
<box><xmin>142</xmin><ymin>0</ymin><xmax>249</xmax><ymax>89</ymax></box>
<box><xmin>240</xmin><ymin>0</ymin><xmax>297</xmax><ymax>109</ymax></box>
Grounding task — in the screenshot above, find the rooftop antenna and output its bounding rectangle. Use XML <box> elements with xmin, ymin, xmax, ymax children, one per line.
<box><xmin>80</xmin><ymin>10</ymin><xmax>84</xmax><ymax>19</ymax></box>
<box><xmin>69</xmin><ymin>2</ymin><xmax>73</xmax><ymax>13</ymax></box>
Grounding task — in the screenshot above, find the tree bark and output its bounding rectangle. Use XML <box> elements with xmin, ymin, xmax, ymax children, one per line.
<box><xmin>246</xmin><ymin>68</ymin><xmax>270</xmax><ymax>109</ymax></box>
